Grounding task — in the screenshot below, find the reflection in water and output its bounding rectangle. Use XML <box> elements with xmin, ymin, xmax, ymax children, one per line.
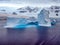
<box><xmin>35</xmin><ymin>26</ymin><xmax>49</xmax><ymax>45</ymax></box>
<box><xmin>7</xmin><ymin>25</ymin><xmax>49</xmax><ymax>45</ymax></box>
<box><xmin>7</xmin><ymin>25</ymin><xmax>38</xmax><ymax>45</ymax></box>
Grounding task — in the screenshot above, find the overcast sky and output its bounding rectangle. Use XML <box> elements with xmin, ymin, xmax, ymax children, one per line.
<box><xmin>0</xmin><ymin>0</ymin><xmax>60</xmax><ymax>4</ymax></box>
<box><xmin>0</xmin><ymin>0</ymin><xmax>60</xmax><ymax>7</ymax></box>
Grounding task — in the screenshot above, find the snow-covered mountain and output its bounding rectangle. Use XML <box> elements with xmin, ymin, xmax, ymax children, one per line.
<box><xmin>0</xmin><ymin>7</ymin><xmax>16</xmax><ymax>14</ymax></box>
<box><xmin>0</xmin><ymin>6</ymin><xmax>42</xmax><ymax>16</ymax></box>
<box><xmin>17</xmin><ymin>6</ymin><xmax>40</xmax><ymax>13</ymax></box>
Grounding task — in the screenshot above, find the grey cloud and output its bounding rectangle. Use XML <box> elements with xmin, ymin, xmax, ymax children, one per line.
<box><xmin>0</xmin><ymin>0</ymin><xmax>60</xmax><ymax>5</ymax></box>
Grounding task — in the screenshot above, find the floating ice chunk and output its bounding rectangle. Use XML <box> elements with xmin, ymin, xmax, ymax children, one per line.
<box><xmin>38</xmin><ymin>9</ymin><xmax>51</xmax><ymax>27</ymax></box>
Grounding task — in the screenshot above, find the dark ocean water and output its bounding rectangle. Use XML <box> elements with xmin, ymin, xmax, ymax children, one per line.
<box><xmin>0</xmin><ymin>19</ymin><xmax>60</xmax><ymax>45</ymax></box>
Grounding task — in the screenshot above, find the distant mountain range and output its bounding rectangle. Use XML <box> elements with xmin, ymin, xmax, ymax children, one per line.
<box><xmin>0</xmin><ymin>7</ymin><xmax>16</xmax><ymax>14</ymax></box>
<box><xmin>0</xmin><ymin>6</ymin><xmax>42</xmax><ymax>15</ymax></box>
